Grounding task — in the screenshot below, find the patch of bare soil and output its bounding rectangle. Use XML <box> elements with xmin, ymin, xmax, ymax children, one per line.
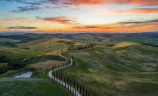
<box><xmin>32</xmin><ymin>60</ymin><xmax>67</xmax><ymax>69</ymax></box>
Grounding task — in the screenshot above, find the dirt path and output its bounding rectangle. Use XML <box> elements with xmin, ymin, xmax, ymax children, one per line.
<box><xmin>48</xmin><ymin>51</ymin><xmax>81</xmax><ymax>96</ymax></box>
<box><xmin>32</xmin><ymin>60</ymin><xmax>67</xmax><ymax>69</ymax></box>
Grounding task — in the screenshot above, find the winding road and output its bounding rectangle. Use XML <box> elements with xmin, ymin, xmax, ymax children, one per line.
<box><xmin>48</xmin><ymin>51</ymin><xmax>81</xmax><ymax>96</ymax></box>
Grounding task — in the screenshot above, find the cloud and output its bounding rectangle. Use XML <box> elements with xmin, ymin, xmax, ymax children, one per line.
<box><xmin>118</xmin><ymin>19</ymin><xmax>158</xmax><ymax>25</ymax></box>
<box><xmin>15</xmin><ymin>0</ymin><xmax>41</xmax><ymax>5</ymax></box>
<box><xmin>2</xmin><ymin>17</ymin><xmax>38</xmax><ymax>23</ymax></box>
<box><xmin>71</xmin><ymin>18</ymin><xmax>158</xmax><ymax>32</ymax></box>
<box><xmin>4</xmin><ymin>0</ymin><xmax>158</xmax><ymax>6</ymax></box>
<box><xmin>95</xmin><ymin>8</ymin><xmax>158</xmax><ymax>15</ymax></box>
<box><xmin>7</xmin><ymin>26</ymin><xmax>37</xmax><ymax>29</ymax></box>
<box><xmin>3</xmin><ymin>17</ymin><xmax>28</xmax><ymax>21</ymax></box>
<box><xmin>111</xmin><ymin>8</ymin><xmax>158</xmax><ymax>14</ymax></box>
<box><xmin>36</xmin><ymin>16</ymin><xmax>78</xmax><ymax>25</ymax></box>
<box><xmin>0</xmin><ymin>14</ymin><xmax>10</xmax><ymax>16</ymax></box>
<box><xmin>46</xmin><ymin>0</ymin><xmax>158</xmax><ymax>5</ymax></box>
<box><xmin>5</xmin><ymin>0</ymin><xmax>42</xmax><ymax>5</ymax></box>
<box><xmin>12</xmin><ymin>6</ymin><xmax>40</xmax><ymax>13</ymax></box>
<box><xmin>45</xmin><ymin>5</ymin><xmax>69</xmax><ymax>10</ymax></box>
<box><xmin>72</xmin><ymin>26</ymin><xmax>99</xmax><ymax>29</ymax></box>
<box><xmin>47</xmin><ymin>0</ymin><xmax>103</xmax><ymax>5</ymax></box>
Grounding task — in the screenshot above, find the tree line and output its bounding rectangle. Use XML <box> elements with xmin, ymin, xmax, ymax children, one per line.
<box><xmin>0</xmin><ymin>55</ymin><xmax>29</xmax><ymax>74</ymax></box>
<box><xmin>67</xmin><ymin>43</ymin><xmax>96</xmax><ymax>50</ymax></box>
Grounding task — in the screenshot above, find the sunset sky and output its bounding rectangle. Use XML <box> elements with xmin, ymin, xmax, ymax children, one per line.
<box><xmin>0</xmin><ymin>0</ymin><xmax>158</xmax><ymax>33</ymax></box>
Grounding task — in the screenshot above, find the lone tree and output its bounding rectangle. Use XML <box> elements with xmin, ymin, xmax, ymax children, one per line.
<box><xmin>46</xmin><ymin>69</ymin><xmax>47</xmax><ymax>74</ymax></box>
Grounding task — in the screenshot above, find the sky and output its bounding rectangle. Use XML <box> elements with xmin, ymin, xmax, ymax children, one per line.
<box><xmin>0</xmin><ymin>0</ymin><xmax>158</xmax><ymax>33</ymax></box>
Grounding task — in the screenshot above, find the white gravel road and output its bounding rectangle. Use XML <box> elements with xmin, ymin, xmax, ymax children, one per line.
<box><xmin>48</xmin><ymin>51</ymin><xmax>81</xmax><ymax>96</ymax></box>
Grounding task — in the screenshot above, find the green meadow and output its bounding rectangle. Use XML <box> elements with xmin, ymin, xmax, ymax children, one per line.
<box><xmin>0</xmin><ymin>33</ymin><xmax>158</xmax><ymax>96</ymax></box>
<box><xmin>0</xmin><ymin>47</ymin><xmax>46</xmax><ymax>59</ymax></box>
<box><xmin>55</xmin><ymin>33</ymin><xmax>158</xmax><ymax>96</ymax></box>
<box><xmin>0</xmin><ymin>63</ymin><xmax>7</xmax><ymax>68</ymax></box>
<box><xmin>0</xmin><ymin>78</ymin><xmax>69</xmax><ymax>96</ymax></box>
<box><xmin>58</xmin><ymin>45</ymin><xmax>158</xmax><ymax>96</ymax></box>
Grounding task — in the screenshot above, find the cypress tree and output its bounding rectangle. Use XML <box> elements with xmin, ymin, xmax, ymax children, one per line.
<box><xmin>61</xmin><ymin>74</ymin><xmax>63</xmax><ymax>85</ymax></box>
<box><xmin>74</xmin><ymin>79</ymin><xmax>75</xmax><ymax>88</ymax></box>
<box><xmin>56</xmin><ymin>72</ymin><xmax>57</xmax><ymax>82</ymax></box>
<box><xmin>54</xmin><ymin>71</ymin><xmax>55</xmax><ymax>81</ymax></box>
<box><xmin>70</xmin><ymin>79</ymin><xmax>71</xmax><ymax>92</ymax></box>
<box><xmin>64</xmin><ymin>77</ymin><xmax>66</xmax><ymax>87</ymax></box>
<box><xmin>83</xmin><ymin>86</ymin><xmax>84</xmax><ymax>96</ymax></box>
<box><xmin>46</xmin><ymin>69</ymin><xmax>47</xmax><ymax>74</ymax></box>
<box><xmin>77</xmin><ymin>82</ymin><xmax>78</xmax><ymax>90</ymax></box>
<box><xmin>67</xmin><ymin>77</ymin><xmax>69</xmax><ymax>90</ymax></box>
<box><xmin>52</xmin><ymin>65</ymin><xmax>54</xmax><ymax>70</ymax></box>
<box><xmin>80</xmin><ymin>85</ymin><xmax>81</xmax><ymax>94</ymax></box>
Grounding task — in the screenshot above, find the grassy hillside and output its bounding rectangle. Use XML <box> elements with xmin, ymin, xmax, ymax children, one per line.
<box><xmin>1</xmin><ymin>33</ymin><xmax>158</xmax><ymax>96</ymax></box>
<box><xmin>57</xmin><ymin>45</ymin><xmax>158</xmax><ymax>96</ymax></box>
<box><xmin>110</xmin><ymin>34</ymin><xmax>158</xmax><ymax>44</ymax></box>
<box><xmin>0</xmin><ymin>78</ymin><xmax>69</xmax><ymax>96</ymax></box>
<box><xmin>0</xmin><ymin>63</ymin><xmax>7</xmax><ymax>68</ymax></box>
<box><xmin>16</xmin><ymin>39</ymin><xmax>47</xmax><ymax>48</ymax></box>
<box><xmin>0</xmin><ymin>47</ymin><xmax>46</xmax><ymax>59</ymax></box>
<box><xmin>16</xmin><ymin>38</ymin><xmax>70</xmax><ymax>54</ymax></box>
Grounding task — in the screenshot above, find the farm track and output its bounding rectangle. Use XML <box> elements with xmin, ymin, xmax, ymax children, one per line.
<box><xmin>48</xmin><ymin>51</ymin><xmax>81</xmax><ymax>96</ymax></box>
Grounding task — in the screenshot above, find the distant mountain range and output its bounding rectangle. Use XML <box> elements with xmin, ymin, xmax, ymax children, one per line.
<box><xmin>0</xmin><ymin>31</ymin><xmax>158</xmax><ymax>36</ymax></box>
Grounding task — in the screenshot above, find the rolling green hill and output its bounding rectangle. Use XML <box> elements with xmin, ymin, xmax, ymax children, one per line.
<box><xmin>1</xmin><ymin>33</ymin><xmax>158</xmax><ymax>96</ymax></box>
<box><xmin>57</xmin><ymin>43</ymin><xmax>158</xmax><ymax>96</ymax></box>
<box><xmin>0</xmin><ymin>78</ymin><xmax>69</xmax><ymax>96</ymax></box>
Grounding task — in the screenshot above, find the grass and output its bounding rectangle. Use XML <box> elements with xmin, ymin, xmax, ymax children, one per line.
<box><xmin>29</xmin><ymin>68</ymin><xmax>51</xmax><ymax>78</ymax></box>
<box><xmin>0</xmin><ymin>38</ymin><xmax>21</xmax><ymax>48</ymax></box>
<box><xmin>0</xmin><ymin>63</ymin><xmax>7</xmax><ymax>68</ymax></box>
<box><xmin>0</xmin><ymin>47</ymin><xmax>46</xmax><ymax>59</ymax></box>
<box><xmin>16</xmin><ymin>38</ymin><xmax>70</xmax><ymax>54</ymax></box>
<box><xmin>0</xmin><ymin>79</ymin><xmax>69</xmax><ymax>96</ymax></box>
<box><xmin>0</xmin><ymin>70</ymin><xmax>20</xmax><ymax>77</ymax></box>
<box><xmin>1</xmin><ymin>34</ymin><xmax>158</xmax><ymax>96</ymax></box>
<box><xmin>29</xmin><ymin>38</ymin><xmax>69</xmax><ymax>53</ymax></box>
<box><xmin>112</xmin><ymin>42</ymin><xmax>136</xmax><ymax>48</ymax></box>
<box><xmin>57</xmin><ymin>45</ymin><xmax>158</xmax><ymax>96</ymax></box>
<box><xmin>110</xmin><ymin>34</ymin><xmax>158</xmax><ymax>44</ymax></box>
<box><xmin>16</xmin><ymin>39</ymin><xmax>47</xmax><ymax>48</ymax></box>
<box><xmin>124</xmin><ymin>82</ymin><xmax>158</xmax><ymax>96</ymax></box>
<box><xmin>0</xmin><ymin>42</ymin><xmax>17</xmax><ymax>48</ymax></box>
<box><xmin>114</xmin><ymin>44</ymin><xmax>158</xmax><ymax>71</ymax></box>
<box><xmin>0</xmin><ymin>38</ymin><xmax>21</xmax><ymax>43</ymax></box>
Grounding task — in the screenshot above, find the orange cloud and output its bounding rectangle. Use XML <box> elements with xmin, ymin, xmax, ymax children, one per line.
<box><xmin>71</xmin><ymin>19</ymin><xmax>158</xmax><ymax>32</ymax></box>
<box><xmin>47</xmin><ymin>0</ymin><xmax>158</xmax><ymax>5</ymax></box>
<box><xmin>111</xmin><ymin>8</ymin><xmax>158</xmax><ymax>14</ymax></box>
<box><xmin>3</xmin><ymin>17</ymin><xmax>28</xmax><ymax>21</ymax></box>
<box><xmin>2</xmin><ymin>17</ymin><xmax>38</xmax><ymax>23</ymax></box>
<box><xmin>36</xmin><ymin>16</ymin><xmax>80</xmax><ymax>25</ymax></box>
<box><xmin>72</xmin><ymin>26</ymin><xmax>100</xmax><ymax>29</ymax></box>
<box><xmin>95</xmin><ymin>8</ymin><xmax>158</xmax><ymax>15</ymax></box>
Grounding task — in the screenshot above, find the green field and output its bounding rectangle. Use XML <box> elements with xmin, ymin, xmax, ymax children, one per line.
<box><xmin>0</xmin><ymin>33</ymin><xmax>158</xmax><ymax>96</ymax></box>
<box><xmin>0</xmin><ymin>35</ymin><xmax>71</xmax><ymax>96</ymax></box>
<box><xmin>0</xmin><ymin>47</ymin><xmax>46</xmax><ymax>59</ymax></box>
<box><xmin>0</xmin><ymin>78</ymin><xmax>69</xmax><ymax>96</ymax></box>
<box><xmin>57</xmin><ymin>44</ymin><xmax>158</xmax><ymax>96</ymax></box>
<box><xmin>16</xmin><ymin>38</ymin><xmax>70</xmax><ymax>54</ymax></box>
<box><xmin>0</xmin><ymin>63</ymin><xmax>7</xmax><ymax>68</ymax></box>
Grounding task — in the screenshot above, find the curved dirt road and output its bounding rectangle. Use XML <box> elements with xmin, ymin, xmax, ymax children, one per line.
<box><xmin>48</xmin><ymin>51</ymin><xmax>81</xmax><ymax>96</ymax></box>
